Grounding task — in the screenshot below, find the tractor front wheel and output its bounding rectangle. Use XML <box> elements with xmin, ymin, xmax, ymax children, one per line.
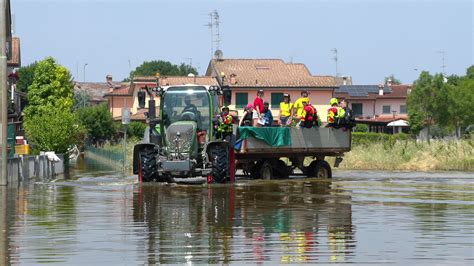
<box><xmin>209</xmin><ymin>145</ymin><xmax>229</xmax><ymax>183</ymax></box>
<box><xmin>139</xmin><ymin>147</ymin><xmax>159</xmax><ymax>182</ymax></box>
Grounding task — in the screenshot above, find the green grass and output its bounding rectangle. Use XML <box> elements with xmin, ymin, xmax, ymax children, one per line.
<box><xmin>336</xmin><ymin>139</ymin><xmax>474</xmax><ymax>171</ymax></box>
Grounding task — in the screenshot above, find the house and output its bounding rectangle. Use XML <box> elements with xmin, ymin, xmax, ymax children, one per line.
<box><xmin>334</xmin><ymin>82</ymin><xmax>411</xmax><ymax>133</ymax></box>
<box><xmin>74</xmin><ymin>75</ymin><xmax>126</xmax><ymax>106</ymax></box>
<box><xmin>205</xmin><ymin>59</ymin><xmax>337</xmax><ymax>121</ymax></box>
<box><xmin>104</xmin><ymin>75</ymin><xmax>218</xmax><ymax>121</ymax></box>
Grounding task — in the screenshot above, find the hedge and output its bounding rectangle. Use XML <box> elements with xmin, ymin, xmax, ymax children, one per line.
<box><xmin>352</xmin><ymin>132</ymin><xmax>412</xmax><ymax>148</ymax></box>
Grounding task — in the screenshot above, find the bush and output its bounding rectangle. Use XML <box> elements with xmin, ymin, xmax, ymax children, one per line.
<box><xmin>352</xmin><ymin>132</ymin><xmax>411</xmax><ymax>148</ymax></box>
<box><xmin>127</xmin><ymin>121</ymin><xmax>147</xmax><ymax>139</ymax></box>
<box><xmin>353</xmin><ymin>123</ymin><xmax>369</xmax><ymax>132</ymax></box>
<box><xmin>77</xmin><ymin>103</ymin><xmax>115</xmax><ymax>145</ymax></box>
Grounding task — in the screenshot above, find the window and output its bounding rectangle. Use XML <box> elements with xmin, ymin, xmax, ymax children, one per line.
<box><xmin>352</xmin><ymin>103</ymin><xmax>363</xmax><ymax>116</ymax></box>
<box><xmin>235</xmin><ymin>93</ymin><xmax>248</xmax><ymax>108</ymax></box>
<box><xmin>382</xmin><ymin>105</ymin><xmax>391</xmax><ymax>114</ymax></box>
<box><xmin>400</xmin><ymin>105</ymin><xmax>407</xmax><ymax>114</ymax></box>
<box><xmin>271</xmin><ymin>93</ymin><xmax>284</xmax><ymax>108</ymax></box>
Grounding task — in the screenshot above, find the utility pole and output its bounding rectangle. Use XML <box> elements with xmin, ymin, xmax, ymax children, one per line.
<box><xmin>1</xmin><ymin>0</ymin><xmax>8</xmax><ymax>185</ymax></box>
<box><xmin>331</xmin><ymin>48</ymin><xmax>339</xmax><ymax>77</ymax></box>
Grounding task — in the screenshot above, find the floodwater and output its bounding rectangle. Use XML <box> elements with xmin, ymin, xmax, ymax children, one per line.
<box><xmin>1</xmin><ymin>161</ymin><xmax>473</xmax><ymax>265</ymax></box>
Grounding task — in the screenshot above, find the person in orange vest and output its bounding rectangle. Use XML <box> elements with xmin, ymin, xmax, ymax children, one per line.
<box><xmin>327</xmin><ymin>98</ymin><xmax>345</xmax><ymax>128</ymax></box>
<box><xmin>299</xmin><ymin>98</ymin><xmax>318</xmax><ymax>128</ymax></box>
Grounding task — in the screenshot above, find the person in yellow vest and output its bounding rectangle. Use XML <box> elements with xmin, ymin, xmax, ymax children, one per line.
<box><xmin>217</xmin><ymin>106</ymin><xmax>234</xmax><ymax>141</ymax></box>
<box><xmin>327</xmin><ymin>98</ymin><xmax>345</xmax><ymax>128</ymax></box>
<box><xmin>293</xmin><ymin>90</ymin><xmax>310</xmax><ymax>120</ymax></box>
<box><xmin>279</xmin><ymin>93</ymin><xmax>294</xmax><ymax>126</ymax></box>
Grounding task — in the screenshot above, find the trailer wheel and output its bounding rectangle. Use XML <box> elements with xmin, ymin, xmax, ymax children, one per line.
<box><xmin>274</xmin><ymin>159</ymin><xmax>290</xmax><ymax>179</ymax></box>
<box><xmin>307</xmin><ymin>160</ymin><xmax>332</xmax><ymax>178</ymax></box>
<box><xmin>260</xmin><ymin>161</ymin><xmax>273</xmax><ymax>180</ymax></box>
<box><xmin>210</xmin><ymin>145</ymin><xmax>229</xmax><ymax>183</ymax></box>
<box><xmin>139</xmin><ymin>147</ymin><xmax>159</xmax><ymax>182</ymax></box>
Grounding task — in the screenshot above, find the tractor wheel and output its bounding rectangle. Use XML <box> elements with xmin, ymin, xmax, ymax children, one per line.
<box><xmin>210</xmin><ymin>145</ymin><xmax>229</xmax><ymax>183</ymax></box>
<box><xmin>139</xmin><ymin>147</ymin><xmax>158</xmax><ymax>182</ymax></box>
<box><xmin>307</xmin><ymin>160</ymin><xmax>332</xmax><ymax>179</ymax></box>
<box><xmin>260</xmin><ymin>161</ymin><xmax>273</xmax><ymax>180</ymax></box>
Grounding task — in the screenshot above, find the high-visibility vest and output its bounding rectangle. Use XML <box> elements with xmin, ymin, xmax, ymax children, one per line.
<box><xmin>301</xmin><ymin>105</ymin><xmax>317</xmax><ymax>122</ymax></box>
<box><xmin>218</xmin><ymin>114</ymin><xmax>233</xmax><ymax>133</ymax></box>
<box><xmin>327</xmin><ymin>107</ymin><xmax>345</xmax><ymax>123</ymax></box>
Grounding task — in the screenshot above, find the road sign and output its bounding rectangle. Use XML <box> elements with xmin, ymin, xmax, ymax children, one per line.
<box><xmin>122</xmin><ymin>107</ymin><xmax>130</xmax><ymax>125</ymax></box>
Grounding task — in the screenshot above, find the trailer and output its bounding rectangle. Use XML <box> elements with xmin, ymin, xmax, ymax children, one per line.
<box><xmin>234</xmin><ymin>127</ymin><xmax>351</xmax><ymax>179</ymax></box>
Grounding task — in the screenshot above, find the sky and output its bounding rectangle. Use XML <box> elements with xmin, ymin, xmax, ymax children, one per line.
<box><xmin>12</xmin><ymin>0</ymin><xmax>474</xmax><ymax>84</ymax></box>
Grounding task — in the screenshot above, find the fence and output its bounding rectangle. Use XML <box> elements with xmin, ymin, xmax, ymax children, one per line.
<box><xmin>84</xmin><ymin>146</ymin><xmax>125</xmax><ymax>171</ymax></box>
<box><xmin>6</xmin><ymin>154</ymin><xmax>65</xmax><ymax>184</ymax></box>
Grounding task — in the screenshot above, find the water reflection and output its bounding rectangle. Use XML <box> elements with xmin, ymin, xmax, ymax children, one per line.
<box><xmin>2</xmin><ymin>169</ymin><xmax>473</xmax><ymax>264</ymax></box>
<box><xmin>132</xmin><ymin>180</ymin><xmax>355</xmax><ymax>264</ymax></box>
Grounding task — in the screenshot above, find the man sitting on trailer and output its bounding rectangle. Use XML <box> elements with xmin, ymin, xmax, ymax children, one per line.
<box><xmin>327</xmin><ymin>98</ymin><xmax>345</xmax><ymax>128</ymax></box>
<box><xmin>299</xmin><ymin>98</ymin><xmax>319</xmax><ymax>128</ymax></box>
<box><xmin>293</xmin><ymin>90</ymin><xmax>310</xmax><ymax>124</ymax></box>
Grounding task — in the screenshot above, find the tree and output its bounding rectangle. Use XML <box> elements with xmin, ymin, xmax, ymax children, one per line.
<box><xmin>407</xmin><ymin>71</ymin><xmax>438</xmax><ymax>135</ymax></box>
<box><xmin>408</xmin><ymin>66</ymin><xmax>474</xmax><ymax>139</ymax></box>
<box><xmin>24</xmin><ymin>57</ymin><xmax>78</xmax><ymax>154</ymax></box>
<box><xmin>24</xmin><ymin>57</ymin><xmax>74</xmax><ymax>116</ymax></box>
<box><xmin>17</xmin><ymin>62</ymin><xmax>38</xmax><ymax>93</ymax></box>
<box><xmin>384</xmin><ymin>74</ymin><xmax>402</xmax><ymax>85</ymax></box>
<box><xmin>448</xmin><ymin>69</ymin><xmax>474</xmax><ymax>136</ymax></box>
<box><xmin>24</xmin><ymin>106</ymin><xmax>83</xmax><ymax>154</ymax></box>
<box><xmin>77</xmin><ymin>103</ymin><xmax>115</xmax><ymax>145</ymax></box>
<box><xmin>126</xmin><ymin>60</ymin><xmax>198</xmax><ymax>81</ymax></box>
<box><xmin>74</xmin><ymin>89</ymin><xmax>91</xmax><ymax>110</ymax></box>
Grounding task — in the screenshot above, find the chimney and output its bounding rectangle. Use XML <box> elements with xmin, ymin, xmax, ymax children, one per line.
<box><xmin>230</xmin><ymin>73</ymin><xmax>237</xmax><ymax>85</ymax></box>
<box><xmin>378</xmin><ymin>84</ymin><xmax>384</xmax><ymax>96</ymax></box>
<box><xmin>387</xmin><ymin>78</ymin><xmax>392</xmax><ymax>87</ymax></box>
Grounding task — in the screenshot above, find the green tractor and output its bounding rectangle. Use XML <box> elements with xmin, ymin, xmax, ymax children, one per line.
<box><xmin>132</xmin><ymin>83</ymin><xmax>234</xmax><ymax>184</ymax></box>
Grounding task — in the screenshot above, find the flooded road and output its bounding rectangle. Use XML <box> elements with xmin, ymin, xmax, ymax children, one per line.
<box><xmin>1</xmin><ymin>165</ymin><xmax>473</xmax><ymax>264</ymax></box>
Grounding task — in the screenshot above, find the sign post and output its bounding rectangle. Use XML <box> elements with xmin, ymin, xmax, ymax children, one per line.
<box><xmin>122</xmin><ymin>107</ymin><xmax>130</xmax><ymax>174</ymax></box>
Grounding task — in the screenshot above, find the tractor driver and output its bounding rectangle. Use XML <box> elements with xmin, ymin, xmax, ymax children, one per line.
<box><xmin>182</xmin><ymin>95</ymin><xmax>198</xmax><ymax>115</ymax></box>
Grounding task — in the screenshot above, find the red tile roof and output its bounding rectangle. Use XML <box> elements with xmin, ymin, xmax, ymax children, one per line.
<box><xmin>133</xmin><ymin>75</ymin><xmax>218</xmax><ymax>86</ymax></box>
<box><xmin>206</xmin><ymin>59</ymin><xmax>336</xmax><ymax>88</ymax></box>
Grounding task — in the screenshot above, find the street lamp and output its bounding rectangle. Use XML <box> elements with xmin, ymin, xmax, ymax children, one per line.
<box><xmin>83</xmin><ymin>63</ymin><xmax>88</xmax><ymax>82</ymax></box>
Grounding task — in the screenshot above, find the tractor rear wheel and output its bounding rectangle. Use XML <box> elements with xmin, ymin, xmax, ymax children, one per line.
<box><xmin>210</xmin><ymin>145</ymin><xmax>229</xmax><ymax>183</ymax></box>
<box><xmin>139</xmin><ymin>147</ymin><xmax>158</xmax><ymax>182</ymax></box>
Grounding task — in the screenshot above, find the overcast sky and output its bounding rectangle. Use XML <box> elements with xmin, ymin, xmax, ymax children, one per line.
<box><xmin>12</xmin><ymin>0</ymin><xmax>474</xmax><ymax>84</ymax></box>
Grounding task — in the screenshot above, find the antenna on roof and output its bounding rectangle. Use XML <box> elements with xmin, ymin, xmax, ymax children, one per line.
<box><xmin>331</xmin><ymin>48</ymin><xmax>339</xmax><ymax>77</ymax></box>
<box><xmin>437</xmin><ymin>50</ymin><xmax>446</xmax><ymax>76</ymax></box>
<box><xmin>214</xmin><ymin>49</ymin><xmax>223</xmax><ymax>60</ymax></box>
<box><xmin>205</xmin><ymin>10</ymin><xmax>222</xmax><ymax>59</ymax></box>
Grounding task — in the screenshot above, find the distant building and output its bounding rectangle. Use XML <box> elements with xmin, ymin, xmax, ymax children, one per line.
<box><xmin>74</xmin><ymin>75</ymin><xmax>126</xmax><ymax>106</ymax></box>
<box><xmin>206</xmin><ymin>59</ymin><xmax>337</xmax><ymax>121</ymax></box>
<box><xmin>334</xmin><ymin>83</ymin><xmax>411</xmax><ymax>133</ymax></box>
<box><xmin>334</xmin><ymin>76</ymin><xmax>353</xmax><ymax>86</ymax></box>
<box><xmin>104</xmin><ymin>75</ymin><xmax>217</xmax><ymax>121</ymax></box>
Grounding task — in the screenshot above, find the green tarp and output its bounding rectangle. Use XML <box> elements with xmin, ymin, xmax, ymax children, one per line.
<box><xmin>238</xmin><ymin>127</ymin><xmax>291</xmax><ymax>147</ymax></box>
